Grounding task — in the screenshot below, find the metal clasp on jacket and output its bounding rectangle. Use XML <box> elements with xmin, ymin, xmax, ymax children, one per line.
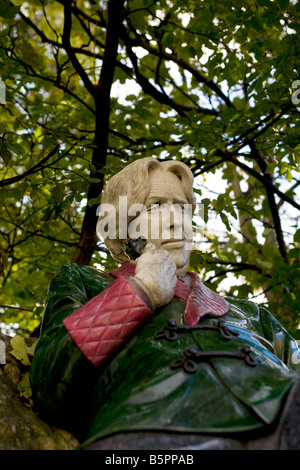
<box><xmin>154</xmin><ymin>318</ymin><xmax>239</xmax><ymax>343</ymax></box>
<box><xmin>170</xmin><ymin>345</ymin><xmax>261</xmax><ymax>374</ymax></box>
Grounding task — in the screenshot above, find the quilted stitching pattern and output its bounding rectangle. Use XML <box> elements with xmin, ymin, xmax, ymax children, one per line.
<box><xmin>63</xmin><ymin>276</ymin><xmax>152</xmax><ymax>367</ymax></box>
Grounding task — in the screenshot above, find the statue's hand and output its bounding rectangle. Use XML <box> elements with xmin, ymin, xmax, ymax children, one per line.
<box><xmin>132</xmin><ymin>243</ymin><xmax>177</xmax><ymax>310</ymax></box>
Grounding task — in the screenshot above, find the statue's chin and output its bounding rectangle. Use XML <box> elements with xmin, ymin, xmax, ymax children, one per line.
<box><xmin>165</xmin><ymin>245</ymin><xmax>191</xmax><ymax>276</ymax></box>
<box><xmin>173</xmin><ymin>255</ymin><xmax>191</xmax><ymax>278</ymax></box>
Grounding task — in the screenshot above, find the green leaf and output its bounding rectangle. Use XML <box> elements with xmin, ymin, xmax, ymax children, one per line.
<box><xmin>32</xmin><ymin>306</ymin><xmax>44</xmax><ymax>319</ymax></box>
<box><xmin>220</xmin><ymin>211</ymin><xmax>231</xmax><ymax>231</ymax></box>
<box><xmin>87</xmin><ymin>197</ymin><xmax>101</xmax><ymax>207</ymax></box>
<box><xmin>286</xmin><ymin>169</ymin><xmax>292</xmax><ymax>182</ymax></box>
<box><xmin>0</xmin><ymin>0</ymin><xmax>20</xmax><ymax>19</ymax></box>
<box><xmin>18</xmin><ymin>371</ymin><xmax>33</xmax><ymax>399</ymax></box>
<box><xmin>0</xmin><ymin>251</ymin><xmax>8</xmax><ymax>276</ymax></box>
<box><xmin>51</xmin><ymin>183</ymin><xmax>65</xmax><ymax>204</ymax></box>
<box><xmin>10</xmin><ymin>336</ymin><xmax>31</xmax><ymax>366</ymax></box>
<box><xmin>0</xmin><ymin>139</ymin><xmax>11</xmax><ymax>165</ymax></box>
<box><xmin>6</xmin><ymin>141</ymin><xmax>25</xmax><ymax>158</ymax></box>
<box><xmin>294</xmin><ymin>229</ymin><xmax>300</xmax><ymax>243</ymax></box>
<box><xmin>265</xmin><ymin>162</ymin><xmax>278</xmax><ymax>174</ymax></box>
<box><xmin>277</xmin><ymin>0</ymin><xmax>290</xmax><ymax>11</ymax></box>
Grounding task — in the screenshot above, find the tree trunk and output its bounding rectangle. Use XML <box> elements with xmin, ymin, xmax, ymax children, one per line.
<box><xmin>0</xmin><ymin>332</ymin><xmax>79</xmax><ymax>450</ymax></box>
<box><xmin>71</xmin><ymin>0</ymin><xmax>126</xmax><ymax>266</ymax></box>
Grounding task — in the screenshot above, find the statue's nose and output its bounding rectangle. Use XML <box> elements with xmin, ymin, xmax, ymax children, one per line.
<box><xmin>161</xmin><ymin>205</ymin><xmax>185</xmax><ymax>240</ymax></box>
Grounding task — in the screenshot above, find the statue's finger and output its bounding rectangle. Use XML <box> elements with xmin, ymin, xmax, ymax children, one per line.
<box><xmin>144</xmin><ymin>243</ymin><xmax>156</xmax><ymax>253</ymax></box>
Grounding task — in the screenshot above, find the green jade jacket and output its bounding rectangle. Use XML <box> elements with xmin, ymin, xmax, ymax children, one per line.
<box><xmin>29</xmin><ymin>263</ymin><xmax>300</xmax><ymax>448</ymax></box>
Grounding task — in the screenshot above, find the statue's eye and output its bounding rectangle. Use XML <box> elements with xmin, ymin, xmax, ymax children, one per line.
<box><xmin>149</xmin><ymin>202</ymin><xmax>161</xmax><ymax>210</ymax></box>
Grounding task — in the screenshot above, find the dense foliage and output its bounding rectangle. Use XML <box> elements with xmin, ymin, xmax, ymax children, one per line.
<box><xmin>0</xmin><ymin>0</ymin><xmax>299</xmax><ymax>336</ymax></box>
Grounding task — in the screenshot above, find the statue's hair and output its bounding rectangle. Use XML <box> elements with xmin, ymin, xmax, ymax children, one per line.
<box><xmin>96</xmin><ymin>157</ymin><xmax>196</xmax><ymax>264</ymax></box>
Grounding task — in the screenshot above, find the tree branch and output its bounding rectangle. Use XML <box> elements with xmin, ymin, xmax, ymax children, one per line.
<box><xmin>228</xmin><ymin>103</ymin><xmax>293</xmax><ymax>154</ymax></box>
<box><xmin>0</xmin><ymin>144</ymin><xmax>60</xmax><ymax>188</ymax></box>
<box><xmin>0</xmin><ymin>304</ymin><xmax>33</xmax><ymax>312</ymax></box>
<box><xmin>228</xmin><ymin>155</ymin><xmax>300</xmax><ymax>212</ymax></box>
<box><xmin>249</xmin><ymin>142</ymin><xmax>289</xmax><ymax>264</ymax></box>
<box><xmin>123</xmin><ymin>34</ymin><xmax>219</xmax><ymax>117</ymax></box>
<box><xmin>206</xmin><ymin>259</ymin><xmax>263</xmax><ymax>273</ymax></box>
<box><xmin>4</xmin><ymin>47</ymin><xmax>95</xmax><ymax>114</ymax></box>
<box><xmin>62</xmin><ymin>0</ymin><xmax>96</xmax><ymax>98</ymax></box>
<box><xmin>123</xmin><ymin>20</ymin><xmax>234</xmax><ymax>109</ymax></box>
<box><xmin>16</xmin><ymin>2</ymin><xmax>132</xmax><ymax>94</ymax></box>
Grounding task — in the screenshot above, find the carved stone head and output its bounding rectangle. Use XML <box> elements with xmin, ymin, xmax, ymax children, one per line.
<box><xmin>97</xmin><ymin>157</ymin><xmax>196</xmax><ymax>273</ymax></box>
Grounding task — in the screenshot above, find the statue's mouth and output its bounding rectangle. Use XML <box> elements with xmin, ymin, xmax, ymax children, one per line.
<box><xmin>161</xmin><ymin>239</ymin><xmax>185</xmax><ymax>247</ymax></box>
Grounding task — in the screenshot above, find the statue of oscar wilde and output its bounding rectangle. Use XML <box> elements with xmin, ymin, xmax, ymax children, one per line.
<box><xmin>30</xmin><ymin>157</ymin><xmax>300</xmax><ymax>450</ymax></box>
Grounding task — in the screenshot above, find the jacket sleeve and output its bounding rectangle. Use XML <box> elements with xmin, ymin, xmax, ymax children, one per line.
<box><xmin>29</xmin><ymin>264</ymin><xmax>151</xmax><ymax>437</ymax></box>
<box><xmin>63</xmin><ymin>275</ymin><xmax>152</xmax><ymax>367</ymax></box>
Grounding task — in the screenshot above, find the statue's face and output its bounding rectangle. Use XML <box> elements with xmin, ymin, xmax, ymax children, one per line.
<box><xmin>128</xmin><ymin>167</ymin><xmax>193</xmax><ymax>277</ymax></box>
